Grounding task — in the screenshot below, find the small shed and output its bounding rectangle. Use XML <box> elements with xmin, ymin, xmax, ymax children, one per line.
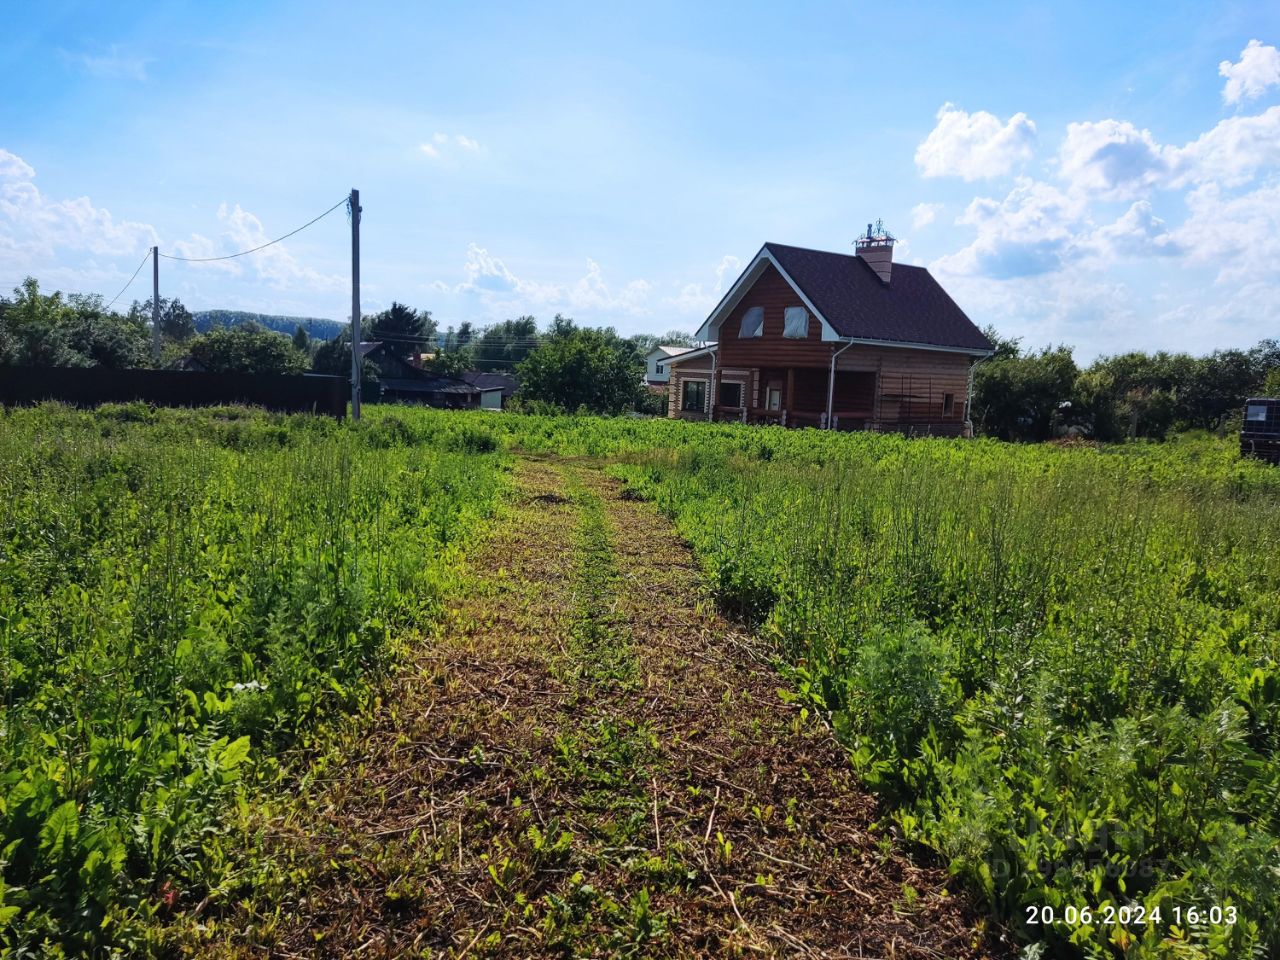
<box><xmin>1242</xmin><ymin>397</ymin><xmax>1280</xmax><ymax>464</ymax></box>
<box><xmin>460</xmin><ymin>371</ymin><xmax>519</xmax><ymax>410</ymax></box>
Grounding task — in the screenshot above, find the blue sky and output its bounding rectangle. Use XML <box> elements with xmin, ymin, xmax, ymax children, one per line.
<box><xmin>2</xmin><ymin>0</ymin><xmax>1278</xmax><ymax>359</ymax></box>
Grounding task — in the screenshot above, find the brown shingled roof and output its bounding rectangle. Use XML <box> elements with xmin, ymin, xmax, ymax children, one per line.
<box><xmin>764</xmin><ymin>242</ymin><xmax>992</xmax><ymax>352</ymax></box>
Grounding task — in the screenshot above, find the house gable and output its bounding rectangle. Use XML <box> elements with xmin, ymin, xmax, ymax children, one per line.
<box><xmin>697</xmin><ymin>242</ymin><xmax>992</xmax><ymax>355</ymax></box>
<box><xmin>695</xmin><ymin>246</ymin><xmax>843</xmax><ymax>343</ymax></box>
<box><xmin>716</xmin><ymin>263</ymin><xmax>839</xmax><ymax>369</ymax></box>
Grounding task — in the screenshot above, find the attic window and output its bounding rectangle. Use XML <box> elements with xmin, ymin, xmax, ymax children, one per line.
<box><xmin>783</xmin><ymin>306</ymin><xmax>809</xmax><ymax>338</ymax></box>
<box><xmin>738</xmin><ymin>306</ymin><xmax>764</xmax><ymax>338</ymax></box>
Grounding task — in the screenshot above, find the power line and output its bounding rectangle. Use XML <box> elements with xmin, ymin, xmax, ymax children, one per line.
<box><xmin>105</xmin><ymin>250</ymin><xmax>153</xmax><ymax>310</ymax></box>
<box><xmin>158</xmin><ymin>196</ymin><xmax>348</xmax><ymax>263</ymax></box>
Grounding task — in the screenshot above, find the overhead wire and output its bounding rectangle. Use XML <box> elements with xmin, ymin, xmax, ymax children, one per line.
<box><xmin>158</xmin><ymin>196</ymin><xmax>348</xmax><ymax>263</ymax></box>
<box><xmin>104</xmin><ymin>249</ymin><xmax>153</xmax><ymax>310</ymax></box>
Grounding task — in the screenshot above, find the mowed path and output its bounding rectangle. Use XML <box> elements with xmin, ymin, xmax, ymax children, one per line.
<box><xmin>203</xmin><ymin>457</ymin><xmax>1003</xmax><ymax>958</ymax></box>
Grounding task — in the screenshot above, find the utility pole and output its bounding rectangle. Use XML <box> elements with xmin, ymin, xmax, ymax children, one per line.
<box><xmin>151</xmin><ymin>246</ymin><xmax>160</xmax><ymax>365</ymax></box>
<box><xmin>349</xmin><ymin>188</ymin><xmax>362</xmax><ymax>421</ymax></box>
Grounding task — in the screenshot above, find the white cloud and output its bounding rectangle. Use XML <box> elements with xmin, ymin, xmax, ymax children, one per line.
<box><xmin>419</xmin><ymin>143</ymin><xmax>440</xmax><ymax>158</ymax></box>
<box><xmin>455</xmin><ymin>134</ymin><xmax>480</xmax><ymax>151</ymax></box>
<box><xmin>208</xmin><ymin>203</ymin><xmax>344</xmax><ymax>292</ymax></box>
<box><xmin>1172</xmin><ymin>181</ymin><xmax>1280</xmax><ymax>283</ymax></box>
<box><xmin>1173</xmin><ymin>105</ymin><xmax>1280</xmax><ymax>187</ymax></box>
<box><xmin>1086</xmin><ymin>201</ymin><xmax>1181</xmax><ymax>259</ymax></box>
<box><xmin>915</xmin><ymin>103</ymin><xmax>1037</xmax><ymax>180</ymax></box>
<box><xmin>934</xmin><ymin>178</ymin><xmax>1083</xmax><ymax>279</ymax></box>
<box><xmin>0</xmin><ymin>148</ymin><xmax>157</xmax><ymax>264</ymax></box>
<box><xmin>668</xmin><ymin>254</ymin><xmax>741</xmax><ymax>314</ymax></box>
<box><xmin>0</xmin><ymin>149</ymin><xmax>35</xmax><ymax>182</ymax></box>
<box><xmin>455</xmin><ymin>243</ymin><xmax>650</xmax><ymax>316</ymax></box>
<box><xmin>1219</xmin><ymin>39</ymin><xmax>1280</xmax><ymax>105</ymax></box>
<box><xmin>911</xmin><ymin>202</ymin><xmax>942</xmax><ymax>228</ymax></box>
<box><xmin>1057</xmin><ymin>119</ymin><xmax>1172</xmax><ymax>200</ymax></box>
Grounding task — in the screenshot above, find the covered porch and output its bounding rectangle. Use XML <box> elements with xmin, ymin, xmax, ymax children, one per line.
<box><xmin>707</xmin><ymin>366</ymin><xmax>875</xmax><ymax>430</ymax></box>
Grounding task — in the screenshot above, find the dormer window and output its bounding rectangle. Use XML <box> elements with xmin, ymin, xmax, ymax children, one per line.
<box><xmin>783</xmin><ymin>306</ymin><xmax>809</xmax><ymax>338</ymax></box>
<box><xmin>738</xmin><ymin>306</ymin><xmax>764</xmax><ymax>338</ymax></box>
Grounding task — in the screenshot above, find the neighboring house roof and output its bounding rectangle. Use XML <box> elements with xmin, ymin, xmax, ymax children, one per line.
<box><xmin>381</xmin><ymin>375</ymin><xmax>477</xmax><ymax>395</ymax></box>
<box><xmin>696</xmin><ymin>243</ymin><xmax>991</xmax><ymax>354</ymax></box>
<box><xmin>459</xmin><ymin>370</ymin><xmax>518</xmax><ymax>397</ymax></box>
<box><xmin>646</xmin><ymin>345</ymin><xmax>696</xmax><ymax>361</ymax></box>
<box><xmin>663</xmin><ymin>344</ymin><xmax>717</xmax><ymax>367</ymax></box>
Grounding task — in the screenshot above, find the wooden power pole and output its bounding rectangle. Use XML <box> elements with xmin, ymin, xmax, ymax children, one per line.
<box><xmin>349</xmin><ymin>188</ymin><xmax>362</xmax><ymax>421</ymax></box>
<box><xmin>151</xmin><ymin>246</ymin><xmax>160</xmax><ymax>365</ymax></box>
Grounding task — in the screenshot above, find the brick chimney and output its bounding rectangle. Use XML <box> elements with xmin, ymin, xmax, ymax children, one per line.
<box><xmin>855</xmin><ymin>219</ymin><xmax>896</xmax><ymax>284</ymax></box>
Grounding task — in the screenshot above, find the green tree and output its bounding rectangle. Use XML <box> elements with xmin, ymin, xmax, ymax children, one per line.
<box><xmin>368</xmin><ymin>302</ymin><xmax>435</xmax><ymax>361</ymax></box>
<box><xmin>292</xmin><ymin>324</ymin><xmax>310</xmax><ymax>353</ymax></box>
<box><xmin>474</xmin><ymin>316</ymin><xmax>539</xmax><ymax>367</ymax></box>
<box><xmin>1</xmin><ymin>278</ymin><xmax>85</xmax><ymax>367</ymax></box>
<box><xmin>972</xmin><ymin>345</ymin><xmax>1078</xmax><ymax>441</ymax></box>
<box><xmin>311</xmin><ymin>328</ymin><xmax>380</xmax><ymax>385</ymax></box>
<box><xmin>136</xmin><ymin>296</ymin><xmax>197</xmax><ymax>343</ymax></box>
<box><xmin>515</xmin><ymin>316</ymin><xmax>643</xmax><ymax>414</ymax></box>
<box><xmin>63</xmin><ymin>294</ymin><xmax>150</xmax><ymax>369</ymax></box>
<box><xmin>629</xmin><ymin>329</ymin><xmax>697</xmax><ymax>355</ymax></box>
<box><xmin>980</xmin><ymin>323</ymin><xmax>1022</xmax><ymax>362</ymax></box>
<box><xmin>1264</xmin><ymin>367</ymin><xmax>1280</xmax><ymax>397</ymax></box>
<box><xmin>187</xmin><ymin>322</ymin><xmax>309</xmax><ymax>374</ymax></box>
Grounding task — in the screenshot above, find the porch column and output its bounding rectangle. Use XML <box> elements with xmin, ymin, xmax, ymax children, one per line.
<box><xmin>712</xmin><ymin>365</ymin><xmax>723</xmax><ymax>422</ymax></box>
<box><xmin>785</xmin><ymin>368</ymin><xmax>795</xmax><ymax>420</ymax></box>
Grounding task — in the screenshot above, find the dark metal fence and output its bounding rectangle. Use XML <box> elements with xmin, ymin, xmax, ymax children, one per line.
<box><xmin>0</xmin><ymin>366</ymin><xmax>348</xmax><ymax>418</ymax></box>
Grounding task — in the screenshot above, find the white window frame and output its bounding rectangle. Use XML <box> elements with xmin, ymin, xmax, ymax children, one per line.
<box><xmin>782</xmin><ymin>305</ymin><xmax>809</xmax><ymax>339</ymax></box>
<box><xmin>738</xmin><ymin>306</ymin><xmax>764</xmax><ymax>338</ymax></box>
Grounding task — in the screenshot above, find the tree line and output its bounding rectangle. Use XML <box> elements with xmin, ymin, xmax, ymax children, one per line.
<box><xmin>973</xmin><ymin>326</ymin><xmax>1280</xmax><ymax>442</ymax></box>
<box><xmin>0</xmin><ymin>278</ymin><xmax>693</xmax><ymax>415</ymax></box>
<box><xmin>4</xmin><ymin>276</ymin><xmax>1274</xmax><ymax>433</ymax></box>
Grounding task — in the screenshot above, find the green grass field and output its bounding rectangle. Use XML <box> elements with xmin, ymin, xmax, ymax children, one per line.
<box><xmin>1</xmin><ymin>403</ymin><xmax>1276</xmax><ymax>958</ymax></box>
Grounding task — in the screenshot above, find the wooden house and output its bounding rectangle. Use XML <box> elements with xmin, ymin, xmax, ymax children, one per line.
<box><xmin>644</xmin><ymin>345</ymin><xmax>696</xmax><ymax>388</ymax></box>
<box><xmin>666</xmin><ymin>225</ymin><xmax>993</xmax><ymax>435</ymax></box>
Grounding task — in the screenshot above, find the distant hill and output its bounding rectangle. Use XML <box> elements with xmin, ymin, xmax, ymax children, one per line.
<box><xmin>193</xmin><ymin>310</ymin><xmax>346</xmax><ymax>341</ymax></box>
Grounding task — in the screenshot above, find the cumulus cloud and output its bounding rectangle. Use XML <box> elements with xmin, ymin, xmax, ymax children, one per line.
<box><xmin>1172</xmin><ymin>181</ymin><xmax>1280</xmax><ymax>283</ymax></box>
<box><xmin>201</xmin><ymin>203</ymin><xmax>344</xmax><ymax>292</ymax></box>
<box><xmin>933</xmin><ymin>178</ymin><xmax>1083</xmax><ymax>279</ymax></box>
<box><xmin>0</xmin><ymin>149</ymin><xmax>35</xmax><ymax>181</ymax></box>
<box><xmin>1057</xmin><ymin>119</ymin><xmax>1173</xmax><ymax>200</ymax></box>
<box><xmin>915</xmin><ymin>103</ymin><xmax>1037</xmax><ymax>180</ymax></box>
<box><xmin>668</xmin><ymin>254</ymin><xmax>741</xmax><ymax>314</ymax></box>
<box><xmin>419</xmin><ymin>143</ymin><xmax>440</xmax><ymax>158</ymax></box>
<box><xmin>0</xmin><ymin>148</ymin><xmax>157</xmax><ymax>264</ymax></box>
<box><xmin>1086</xmin><ymin>201</ymin><xmax>1181</xmax><ymax>259</ymax></box>
<box><xmin>1173</xmin><ymin>105</ymin><xmax>1280</xmax><ymax>187</ymax></box>
<box><xmin>1220</xmin><ymin>39</ymin><xmax>1280</xmax><ymax>105</ymax></box>
<box><xmin>455</xmin><ymin>243</ymin><xmax>650</xmax><ymax>315</ymax></box>
<box><xmin>911</xmin><ymin>202</ymin><xmax>942</xmax><ymax>229</ymax></box>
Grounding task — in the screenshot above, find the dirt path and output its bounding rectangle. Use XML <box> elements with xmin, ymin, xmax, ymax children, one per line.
<box><xmin>200</xmin><ymin>457</ymin><xmax>1003</xmax><ymax>958</ymax></box>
